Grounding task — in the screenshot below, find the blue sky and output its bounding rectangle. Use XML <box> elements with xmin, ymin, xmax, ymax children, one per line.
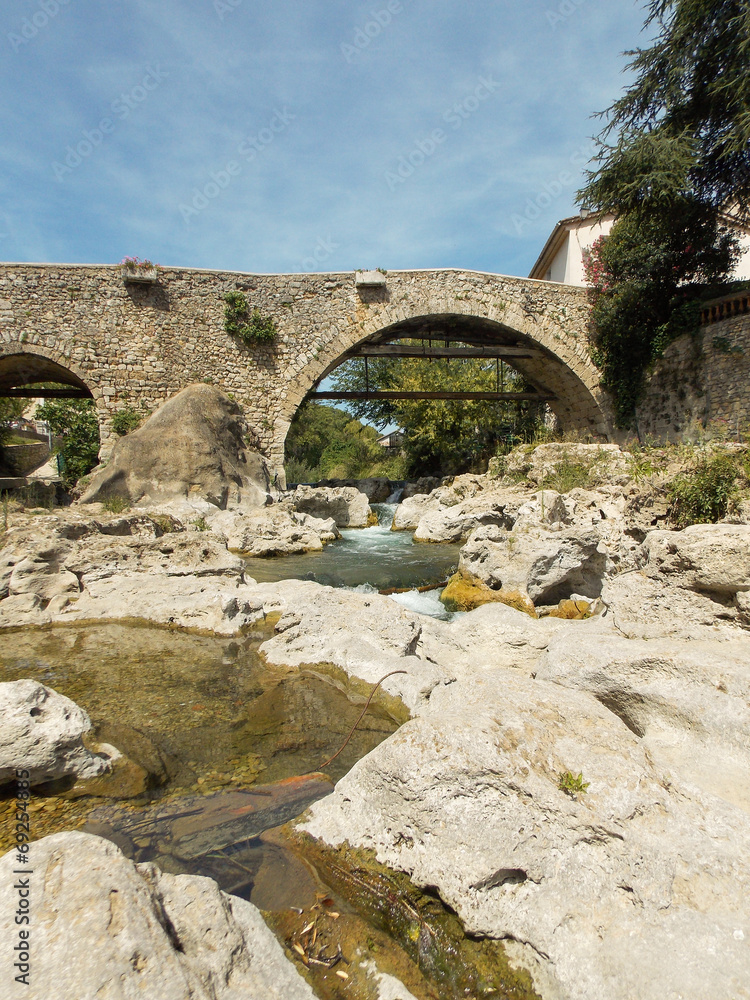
<box><xmin>1</xmin><ymin>0</ymin><xmax>648</xmax><ymax>278</ymax></box>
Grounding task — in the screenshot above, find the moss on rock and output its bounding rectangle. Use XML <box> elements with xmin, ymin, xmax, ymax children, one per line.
<box><xmin>439</xmin><ymin>573</ymin><xmax>537</xmax><ymax>617</ymax></box>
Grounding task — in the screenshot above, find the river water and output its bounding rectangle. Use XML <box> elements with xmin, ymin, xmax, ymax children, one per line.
<box><xmin>0</xmin><ymin>502</ymin><xmax>535</xmax><ymax>998</ymax></box>
<box><xmin>244</xmin><ymin>504</ymin><xmax>462</xmax><ymax>620</ymax></box>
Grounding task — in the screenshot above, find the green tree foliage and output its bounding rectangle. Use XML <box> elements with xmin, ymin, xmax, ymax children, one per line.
<box><xmin>329</xmin><ymin>356</ymin><xmax>543</xmax><ymax>476</ymax></box>
<box><xmin>284</xmin><ymin>403</ymin><xmax>406</xmax><ymax>483</ymax></box>
<box><xmin>0</xmin><ymin>397</ymin><xmax>25</xmax><ymax>447</ymax></box>
<box><xmin>111</xmin><ymin>405</ymin><xmax>146</xmax><ymax>436</ymax></box>
<box><xmin>35</xmin><ymin>398</ymin><xmax>100</xmax><ymax>488</ymax></box>
<box><xmin>584</xmin><ymin>206</ymin><xmax>739</xmax><ymax>425</ymax></box>
<box><xmin>580</xmin><ymin>0</ymin><xmax>750</xmax><ymax>218</ymax></box>
<box><xmin>577</xmin><ymin>0</ymin><xmax>748</xmax><ymax>426</ymax></box>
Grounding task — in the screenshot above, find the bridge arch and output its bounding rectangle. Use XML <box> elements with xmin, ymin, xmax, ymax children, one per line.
<box><xmin>275</xmin><ymin>284</ymin><xmax>612</xmax><ymax>471</ymax></box>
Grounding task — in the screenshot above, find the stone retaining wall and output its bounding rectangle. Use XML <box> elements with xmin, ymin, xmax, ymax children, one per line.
<box><xmin>637</xmin><ymin>303</ymin><xmax>750</xmax><ymax>441</ymax></box>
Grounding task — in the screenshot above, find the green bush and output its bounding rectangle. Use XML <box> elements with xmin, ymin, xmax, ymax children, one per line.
<box><xmin>102</xmin><ymin>495</ymin><xmax>130</xmax><ymax>514</ymax></box>
<box><xmin>111</xmin><ymin>406</ymin><xmax>145</xmax><ymax>436</ymax></box>
<box><xmin>35</xmin><ymin>398</ymin><xmax>100</xmax><ymax>489</ymax></box>
<box><xmin>224</xmin><ymin>292</ymin><xmax>277</xmax><ymax>344</ymax></box>
<box><xmin>667</xmin><ymin>453</ymin><xmax>742</xmax><ymax>527</ymax></box>
<box><xmin>543</xmin><ymin>461</ymin><xmax>591</xmax><ymax>494</ymax></box>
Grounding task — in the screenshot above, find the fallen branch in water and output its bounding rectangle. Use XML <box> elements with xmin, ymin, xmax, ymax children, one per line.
<box><xmin>378</xmin><ymin>581</ymin><xmax>448</xmax><ymax>596</ymax></box>
<box><xmin>308</xmin><ymin>669</ymin><xmax>409</xmax><ymax>773</ymax></box>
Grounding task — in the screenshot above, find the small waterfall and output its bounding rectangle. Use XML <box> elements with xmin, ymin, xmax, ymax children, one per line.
<box><xmin>386</xmin><ymin>486</ymin><xmax>404</xmax><ymax>504</ymax></box>
<box><xmin>371</xmin><ymin>502</ymin><xmax>397</xmax><ymax>527</ymax></box>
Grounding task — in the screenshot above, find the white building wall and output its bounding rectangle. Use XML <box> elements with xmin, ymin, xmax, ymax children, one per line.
<box><xmin>564</xmin><ymin>217</ymin><xmax>613</xmax><ymax>285</ymax></box>
<box><xmin>733</xmin><ymin>230</ymin><xmax>750</xmax><ymax>280</ymax></box>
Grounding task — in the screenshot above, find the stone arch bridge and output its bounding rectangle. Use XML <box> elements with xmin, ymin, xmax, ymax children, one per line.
<box><xmin>0</xmin><ymin>264</ymin><xmax>611</xmax><ymax>481</ymax></box>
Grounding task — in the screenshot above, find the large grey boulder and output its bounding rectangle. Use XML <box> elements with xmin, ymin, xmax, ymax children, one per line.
<box><xmin>0</xmin><ymin>680</ymin><xmax>111</xmax><ymax>787</ymax></box>
<box><xmin>301</xmin><ymin>666</ymin><xmax>750</xmax><ymax>1000</ymax></box>
<box><xmin>208</xmin><ymin>505</ymin><xmax>340</xmax><ymax>555</ymax></box>
<box><xmin>0</xmin><ymin>831</ymin><xmax>316</xmax><ymax>1000</ymax></box>
<box><xmin>81</xmin><ymin>384</ymin><xmax>273</xmax><ymax>509</ymax></box>
<box><xmin>291</xmin><ymin>485</ymin><xmax>372</xmax><ymax>527</ymax></box>
<box><xmin>640</xmin><ymin>523</ymin><xmax>750</xmax><ymax>597</ymax></box>
<box><xmin>458</xmin><ymin>522</ymin><xmax>610</xmax><ymax>605</ymax></box>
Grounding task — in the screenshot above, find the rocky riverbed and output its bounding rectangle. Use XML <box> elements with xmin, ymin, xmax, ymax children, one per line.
<box><xmin>1</xmin><ymin>387</ymin><xmax>749</xmax><ymax>1000</ymax></box>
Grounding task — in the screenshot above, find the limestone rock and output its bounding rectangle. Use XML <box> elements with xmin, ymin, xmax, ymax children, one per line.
<box><xmin>391</xmin><ymin>491</ymin><xmax>436</xmax><ymax>531</ymax></box>
<box><xmin>537</xmin><ymin>627</ymin><xmax>750</xmax><ymax>814</ymax></box>
<box><xmin>55</xmin><ymin>575</ymin><xmax>265</xmax><ymax>635</ymax></box>
<box><xmin>392</xmin><ymin>475</ymin><xmax>493</xmax><ymax>532</ymax></box>
<box><xmin>0</xmin><ymin>831</ymin><xmax>316</xmax><ymax>1000</ymax></box>
<box><xmin>81</xmin><ymin>384</ymin><xmax>273</xmax><ymax>509</ymax></box>
<box><xmin>291</xmin><ymin>485</ymin><xmax>372</xmax><ymax>527</ymax></box>
<box><xmin>0</xmin><ymin>680</ymin><xmax>112</xmax><ymax>787</ymax></box>
<box><xmin>601</xmin><ymin>570</ymin><xmax>744</xmax><ymax>638</ymax></box>
<box><xmin>208</xmin><ymin>505</ymin><xmax>340</xmax><ymax>555</ymax></box>
<box><xmin>301</xmin><ymin>667</ymin><xmax>750</xmax><ymax>1000</ymax></box>
<box><xmin>458</xmin><ymin>522</ymin><xmax>610</xmax><ymax>605</ymax></box>
<box><xmin>7</xmin><ymin>557</ymin><xmax>80</xmax><ymax>601</ymax></box>
<box><xmin>505</xmin><ymin>442</ymin><xmax>630</xmax><ymax>486</ymax></box>
<box><xmin>640</xmin><ymin>523</ymin><xmax>750</xmax><ymax>596</ymax></box>
<box><xmin>255</xmin><ymin>580</ymin><xmax>447</xmax><ymax>714</ymax></box>
<box><xmin>316</xmin><ymin>477</ymin><xmax>392</xmax><ymax>502</ymax></box>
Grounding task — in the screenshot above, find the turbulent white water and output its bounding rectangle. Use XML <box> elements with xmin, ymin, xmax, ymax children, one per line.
<box><xmin>243</xmin><ymin>504</ymin><xmax>462</xmax><ymax>618</ymax></box>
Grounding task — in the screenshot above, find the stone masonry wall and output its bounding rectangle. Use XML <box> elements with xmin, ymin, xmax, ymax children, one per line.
<box><xmin>637</xmin><ymin>307</ymin><xmax>750</xmax><ymax>441</ymax></box>
<box><xmin>0</xmin><ymin>264</ymin><xmax>608</xmax><ymax>479</ymax></box>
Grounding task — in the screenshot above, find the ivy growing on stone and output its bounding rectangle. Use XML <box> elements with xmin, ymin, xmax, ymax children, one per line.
<box><xmin>223</xmin><ymin>291</ymin><xmax>278</xmax><ymax>345</ymax></box>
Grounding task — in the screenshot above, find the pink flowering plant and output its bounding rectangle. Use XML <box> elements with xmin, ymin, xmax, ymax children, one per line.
<box><xmin>120</xmin><ymin>256</ymin><xmax>162</xmax><ymax>272</ymax></box>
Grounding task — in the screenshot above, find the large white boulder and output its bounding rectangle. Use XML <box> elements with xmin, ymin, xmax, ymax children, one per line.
<box><xmin>640</xmin><ymin>523</ymin><xmax>750</xmax><ymax>596</ymax></box>
<box><xmin>0</xmin><ymin>831</ymin><xmax>316</xmax><ymax>1000</ymax></box>
<box><xmin>291</xmin><ymin>485</ymin><xmax>372</xmax><ymax>527</ymax></box>
<box><xmin>458</xmin><ymin>522</ymin><xmax>610</xmax><ymax>605</ymax></box>
<box><xmin>537</xmin><ymin>628</ymin><xmax>750</xmax><ymax>813</ymax></box>
<box><xmin>301</xmin><ymin>666</ymin><xmax>750</xmax><ymax>1000</ymax></box>
<box><xmin>208</xmin><ymin>505</ymin><xmax>339</xmax><ymax>555</ymax></box>
<box><xmin>0</xmin><ymin>680</ymin><xmax>111</xmax><ymax>787</ymax></box>
<box><xmin>81</xmin><ymin>383</ymin><xmax>273</xmax><ymax>509</ymax></box>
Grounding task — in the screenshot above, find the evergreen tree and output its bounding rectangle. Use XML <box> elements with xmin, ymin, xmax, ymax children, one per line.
<box><xmin>580</xmin><ymin>0</ymin><xmax>750</xmax><ymax>218</ymax></box>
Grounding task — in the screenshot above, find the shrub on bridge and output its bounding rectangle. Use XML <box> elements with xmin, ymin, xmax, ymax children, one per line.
<box><xmin>224</xmin><ymin>291</ymin><xmax>277</xmax><ymax>345</ymax></box>
<box><xmin>111</xmin><ymin>405</ymin><xmax>146</xmax><ymax>436</ymax></box>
